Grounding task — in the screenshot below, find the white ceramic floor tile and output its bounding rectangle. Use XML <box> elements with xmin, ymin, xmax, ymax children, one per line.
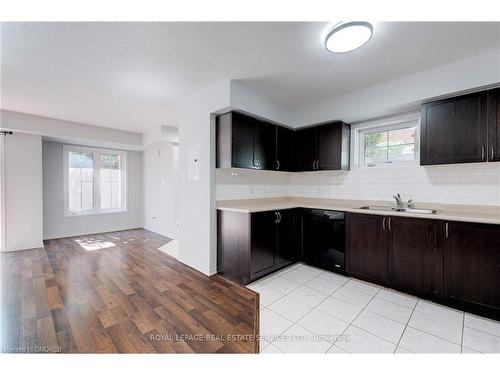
<box><xmin>464</xmin><ymin>313</ymin><xmax>500</xmax><ymax>337</ymax></box>
<box><xmin>395</xmin><ymin>346</ymin><xmax>413</xmax><ymax>353</ymax></box>
<box><xmin>334</xmin><ymin>326</ymin><xmax>396</xmax><ymax>353</ymax></box>
<box><xmin>415</xmin><ymin>300</ymin><xmax>463</xmax><ymax>322</ymax></box>
<box><xmin>408</xmin><ymin>309</ymin><xmax>463</xmax><ymax>344</ymax></box>
<box><xmin>262</xmin><ymin>276</ymin><xmax>301</xmax><ymax>294</ymax></box>
<box><xmin>297</xmin><ymin>264</ymin><xmax>324</xmax><ymax>275</ymax></box>
<box><xmin>331</xmin><ymin>284</ymin><xmax>375</xmax><ymax>307</ymax></box>
<box><xmin>268</xmin><ymin>295</ymin><xmax>314</xmax><ymax>322</ymax></box>
<box><xmin>377</xmin><ymin>289</ymin><xmax>418</xmax><ymax>309</ymax></box>
<box><xmin>282</xmin><ymin>267</ymin><xmax>321</xmax><ymax>284</ymax></box>
<box><xmin>317</xmin><ymin>271</ymin><xmax>350</xmax><ymax>285</ymax></box>
<box><xmin>327</xmin><ymin>345</ymin><xmax>348</xmax><ymax>353</ymax></box>
<box><xmin>260</xmin><ymin>343</ymin><xmax>284</xmax><ymax>353</ymax></box>
<box><xmin>352</xmin><ymin>310</ymin><xmax>406</xmax><ymax>344</ymax></box>
<box><xmin>317</xmin><ymin>296</ymin><xmax>364</xmax><ymax>323</ymax></box>
<box><xmin>344</xmin><ymin>279</ymin><xmax>381</xmax><ymax>297</ymax></box>
<box><xmin>272</xmin><ymin>324</ymin><xmax>332</xmax><ymax>353</ymax></box>
<box><xmin>365</xmin><ymin>297</ymin><xmax>414</xmax><ymax>324</ymax></box>
<box><xmin>287</xmin><ymin>285</ymin><xmax>328</xmax><ymax>307</ymax></box>
<box><xmin>259</xmin><ymin>308</ymin><xmax>294</xmax><ymax>345</ymax></box>
<box><xmin>462</xmin><ymin>327</ymin><xmax>500</xmax><ymax>353</ymax></box>
<box><xmin>399</xmin><ymin>327</ymin><xmax>461</xmax><ymax>353</ymax></box>
<box><xmin>304</xmin><ymin>276</ymin><xmax>344</xmax><ymax>295</ymax></box>
<box><xmin>296</xmin><ymin>309</ymin><xmax>349</xmax><ymax>342</ymax></box>
<box><xmin>462</xmin><ymin>346</ymin><xmax>482</xmax><ymax>354</ymax></box>
<box><xmin>249</xmin><ymin>283</ymin><xmax>284</xmax><ymax>307</ymax></box>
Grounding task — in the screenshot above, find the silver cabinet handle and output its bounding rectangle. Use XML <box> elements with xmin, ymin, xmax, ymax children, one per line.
<box><xmin>274</xmin><ymin>212</ymin><xmax>279</xmax><ymax>224</ymax></box>
<box><xmin>491</xmin><ymin>145</ymin><xmax>495</xmax><ymax>160</ymax></box>
<box><xmin>445</xmin><ymin>222</ymin><xmax>449</xmax><ymax>238</ymax></box>
<box><xmin>316</xmin><ymin>160</ymin><xmax>320</xmax><ymax>170</ymax></box>
<box><xmin>388</xmin><ymin>217</ymin><xmax>392</xmax><ymax>232</ymax></box>
<box><xmin>312</xmin><ymin>161</ymin><xmax>316</xmax><ymax>170</ymax></box>
<box><xmin>382</xmin><ymin>217</ymin><xmax>386</xmax><ymax>231</ymax></box>
<box><xmin>277</xmin><ymin>212</ymin><xmax>281</xmax><ymax>223</ymax></box>
<box><xmin>276</xmin><ymin>160</ymin><xmax>280</xmax><ymax>170</ymax></box>
<box><xmin>481</xmin><ymin>145</ymin><xmax>485</xmax><ymax>161</ymax></box>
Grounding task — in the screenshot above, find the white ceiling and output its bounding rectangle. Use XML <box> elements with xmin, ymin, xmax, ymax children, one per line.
<box><xmin>2</xmin><ymin>22</ymin><xmax>500</xmax><ymax>132</ymax></box>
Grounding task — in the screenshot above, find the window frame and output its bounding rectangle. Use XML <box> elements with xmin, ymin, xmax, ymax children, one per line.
<box><xmin>351</xmin><ymin>112</ymin><xmax>420</xmax><ymax>169</ymax></box>
<box><xmin>63</xmin><ymin>145</ymin><xmax>127</xmax><ymax>217</ymax></box>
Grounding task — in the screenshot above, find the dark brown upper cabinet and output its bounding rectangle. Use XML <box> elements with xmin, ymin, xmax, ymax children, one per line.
<box><xmin>216</xmin><ymin>111</ymin><xmax>350</xmax><ymax>172</ymax></box>
<box><xmin>216</xmin><ymin>111</ymin><xmax>276</xmax><ymax>170</ymax></box>
<box><xmin>488</xmin><ymin>88</ymin><xmax>500</xmax><ymax>162</ymax></box>
<box><xmin>294</xmin><ymin>126</ymin><xmax>317</xmax><ymax>171</ymax></box>
<box><xmin>253</xmin><ymin>118</ymin><xmax>277</xmax><ymax>170</ymax></box>
<box><xmin>388</xmin><ymin>216</ymin><xmax>444</xmax><ymax>299</ymax></box>
<box><xmin>420</xmin><ymin>91</ymin><xmax>488</xmax><ymax>165</ymax></box>
<box><xmin>294</xmin><ymin>122</ymin><xmax>350</xmax><ymax>171</ymax></box>
<box><xmin>276</xmin><ymin>126</ymin><xmax>295</xmax><ymax>172</ymax></box>
<box><xmin>444</xmin><ymin>221</ymin><xmax>500</xmax><ymax>319</ymax></box>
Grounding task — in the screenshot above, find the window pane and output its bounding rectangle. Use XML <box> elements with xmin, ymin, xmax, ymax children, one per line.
<box><xmin>68</xmin><ymin>151</ymin><xmax>93</xmax><ymax>213</ymax></box>
<box><xmin>389</xmin><ymin>144</ymin><xmax>415</xmax><ymax>162</ymax></box>
<box><xmin>100</xmin><ymin>153</ymin><xmax>122</xmax><ymax>210</ymax></box>
<box><xmin>365</xmin><ymin>131</ymin><xmax>388</xmax><ymax>148</ymax></box>
<box><xmin>100</xmin><ymin>182</ymin><xmax>112</xmax><ymax>209</ymax></box>
<box><xmin>365</xmin><ymin>146</ymin><xmax>388</xmax><ymax>164</ymax></box>
<box><xmin>111</xmin><ymin>182</ymin><xmax>121</xmax><ymax>209</ymax></box>
<box><xmin>388</xmin><ymin>126</ymin><xmax>415</xmax><ymax>146</ymax></box>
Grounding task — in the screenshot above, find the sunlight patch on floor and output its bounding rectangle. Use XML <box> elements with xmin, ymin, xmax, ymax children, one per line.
<box><xmin>75</xmin><ymin>238</ymin><xmax>116</xmax><ymax>251</ymax></box>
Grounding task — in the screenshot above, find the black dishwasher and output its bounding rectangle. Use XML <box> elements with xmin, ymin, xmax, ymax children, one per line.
<box><xmin>302</xmin><ymin>209</ymin><xmax>346</xmax><ymax>274</ymax></box>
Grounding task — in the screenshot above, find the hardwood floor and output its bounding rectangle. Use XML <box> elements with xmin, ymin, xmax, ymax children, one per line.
<box><xmin>1</xmin><ymin>229</ymin><xmax>259</xmax><ymax>353</ymax></box>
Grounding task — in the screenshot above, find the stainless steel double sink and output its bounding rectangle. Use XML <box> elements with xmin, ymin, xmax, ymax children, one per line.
<box><xmin>359</xmin><ymin>206</ymin><xmax>440</xmax><ymax>215</ymax></box>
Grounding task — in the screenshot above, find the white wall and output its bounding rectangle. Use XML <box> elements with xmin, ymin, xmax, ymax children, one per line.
<box><xmin>291</xmin><ymin>48</ymin><xmax>500</xmax><ymax>126</ymax></box>
<box><xmin>143</xmin><ymin>142</ymin><xmax>179</xmax><ymax>239</ymax></box>
<box><xmin>42</xmin><ymin>140</ymin><xmax>144</xmax><ymax>239</ymax></box>
<box><xmin>1</xmin><ymin>110</ymin><xmax>143</xmax><ymax>150</ymax></box>
<box><xmin>173</xmin><ymin>80</ymin><xmax>230</xmax><ymax>275</ymax></box>
<box><xmin>3</xmin><ymin>133</ymin><xmax>43</xmax><ymax>251</ymax></box>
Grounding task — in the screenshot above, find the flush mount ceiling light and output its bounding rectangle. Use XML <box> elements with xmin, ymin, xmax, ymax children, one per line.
<box><xmin>324</xmin><ymin>21</ymin><xmax>373</xmax><ymax>53</ymax></box>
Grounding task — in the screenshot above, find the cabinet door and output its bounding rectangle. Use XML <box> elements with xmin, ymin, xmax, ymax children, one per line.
<box><xmin>388</xmin><ymin>217</ymin><xmax>444</xmax><ymax>299</ymax></box>
<box><xmin>231</xmin><ymin>112</ymin><xmax>256</xmax><ymax>169</ymax></box>
<box><xmin>347</xmin><ymin>213</ymin><xmax>388</xmax><ymax>284</ymax></box>
<box><xmin>276</xmin><ymin>209</ymin><xmax>298</xmax><ymax>267</ymax></box>
<box><xmin>294</xmin><ymin>127</ymin><xmax>317</xmax><ymax>171</ymax></box>
<box><xmin>488</xmin><ymin>88</ymin><xmax>500</xmax><ymax>162</ymax></box>
<box><xmin>420</xmin><ymin>91</ymin><xmax>488</xmax><ymax>165</ymax></box>
<box><xmin>250</xmin><ymin>211</ymin><xmax>277</xmax><ymax>279</ymax></box>
<box><xmin>276</xmin><ymin>126</ymin><xmax>295</xmax><ymax>171</ymax></box>
<box><xmin>317</xmin><ymin>123</ymin><xmax>342</xmax><ymax>170</ymax></box>
<box><xmin>445</xmin><ymin>222</ymin><xmax>500</xmax><ymax>314</ymax></box>
<box><xmin>253</xmin><ymin>120</ymin><xmax>276</xmax><ymax>170</ymax></box>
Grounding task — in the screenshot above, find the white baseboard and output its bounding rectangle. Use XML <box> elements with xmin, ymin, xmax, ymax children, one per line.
<box><xmin>43</xmin><ymin>225</ymin><xmax>143</xmax><ymax>240</ymax></box>
<box><xmin>2</xmin><ymin>242</ymin><xmax>45</xmax><ymax>252</ymax></box>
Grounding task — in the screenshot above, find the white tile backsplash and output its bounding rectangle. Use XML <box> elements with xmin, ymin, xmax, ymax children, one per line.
<box><xmin>217</xmin><ymin>162</ymin><xmax>500</xmax><ymax>206</ymax></box>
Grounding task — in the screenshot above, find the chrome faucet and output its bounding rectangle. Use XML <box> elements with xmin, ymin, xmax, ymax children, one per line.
<box><xmin>393</xmin><ymin>193</ymin><xmax>403</xmax><ymax>207</ymax></box>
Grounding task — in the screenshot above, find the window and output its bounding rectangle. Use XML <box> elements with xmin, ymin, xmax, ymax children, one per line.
<box><xmin>64</xmin><ymin>145</ymin><xmax>126</xmax><ymax>216</ymax></box>
<box><xmin>353</xmin><ymin>113</ymin><xmax>420</xmax><ymax>167</ymax></box>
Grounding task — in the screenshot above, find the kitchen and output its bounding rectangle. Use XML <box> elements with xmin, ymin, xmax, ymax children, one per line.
<box><xmin>215</xmin><ymin>85</ymin><xmax>500</xmax><ymax>353</ymax></box>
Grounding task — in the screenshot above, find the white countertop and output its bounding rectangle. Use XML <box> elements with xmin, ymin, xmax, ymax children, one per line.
<box><xmin>216</xmin><ymin>197</ymin><xmax>500</xmax><ymax>225</ymax></box>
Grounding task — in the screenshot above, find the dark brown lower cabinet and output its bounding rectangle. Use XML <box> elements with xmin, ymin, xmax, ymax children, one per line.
<box><xmin>217</xmin><ymin>209</ymin><xmax>298</xmax><ymax>285</ymax></box>
<box><xmin>250</xmin><ymin>211</ymin><xmax>278</xmax><ymax>279</ymax></box>
<box><xmin>388</xmin><ymin>216</ymin><xmax>444</xmax><ymax>299</ymax></box>
<box><xmin>444</xmin><ymin>221</ymin><xmax>500</xmax><ymax>319</ymax></box>
<box><xmin>347</xmin><ymin>213</ymin><xmax>388</xmax><ymax>285</ymax></box>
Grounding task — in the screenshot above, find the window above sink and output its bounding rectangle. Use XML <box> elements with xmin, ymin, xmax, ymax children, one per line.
<box><xmin>351</xmin><ymin>112</ymin><xmax>420</xmax><ymax>169</ymax></box>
